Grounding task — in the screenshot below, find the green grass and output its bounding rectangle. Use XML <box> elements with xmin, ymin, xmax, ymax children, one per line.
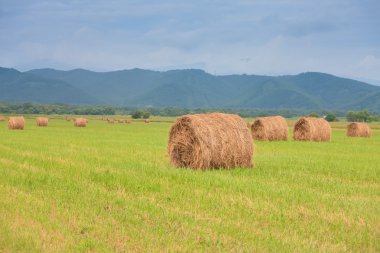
<box><xmin>0</xmin><ymin>118</ymin><xmax>379</xmax><ymax>252</ymax></box>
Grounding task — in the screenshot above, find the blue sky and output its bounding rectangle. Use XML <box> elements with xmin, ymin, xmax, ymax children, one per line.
<box><xmin>1</xmin><ymin>0</ymin><xmax>379</xmax><ymax>83</ymax></box>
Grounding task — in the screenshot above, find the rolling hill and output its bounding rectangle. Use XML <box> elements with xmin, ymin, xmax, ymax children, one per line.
<box><xmin>0</xmin><ymin>67</ymin><xmax>379</xmax><ymax>111</ymax></box>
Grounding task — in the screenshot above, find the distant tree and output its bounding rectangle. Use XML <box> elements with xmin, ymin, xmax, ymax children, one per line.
<box><xmin>142</xmin><ymin>111</ymin><xmax>151</xmax><ymax>119</ymax></box>
<box><xmin>325</xmin><ymin>113</ymin><xmax>337</xmax><ymax>122</ymax></box>
<box><xmin>308</xmin><ymin>112</ymin><xmax>319</xmax><ymax>118</ymax></box>
<box><xmin>346</xmin><ymin>110</ymin><xmax>372</xmax><ymax>122</ymax></box>
<box><xmin>131</xmin><ymin>110</ymin><xmax>143</xmax><ymax>119</ymax></box>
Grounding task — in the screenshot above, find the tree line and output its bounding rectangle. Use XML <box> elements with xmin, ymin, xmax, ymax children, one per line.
<box><xmin>0</xmin><ymin>102</ymin><xmax>378</xmax><ymax>121</ymax></box>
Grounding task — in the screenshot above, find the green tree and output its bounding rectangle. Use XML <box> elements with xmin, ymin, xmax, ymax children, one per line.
<box><xmin>346</xmin><ymin>110</ymin><xmax>372</xmax><ymax>122</ymax></box>
<box><xmin>308</xmin><ymin>112</ymin><xmax>319</xmax><ymax>118</ymax></box>
<box><xmin>325</xmin><ymin>113</ymin><xmax>337</xmax><ymax>122</ymax></box>
<box><xmin>131</xmin><ymin>110</ymin><xmax>143</xmax><ymax>119</ymax></box>
<box><xmin>142</xmin><ymin>111</ymin><xmax>151</xmax><ymax>119</ymax></box>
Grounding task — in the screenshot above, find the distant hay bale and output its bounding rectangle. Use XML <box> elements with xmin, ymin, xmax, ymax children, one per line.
<box><xmin>74</xmin><ymin>118</ymin><xmax>87</xmax><ymax>127</ymax></box>
<box><xmin>0</xmin><ymin>115</ymin><xmax>5</xmax><ymax>121</ymax></box>
<box><xmin>126</xmin><ymin>119</ymin><xmax>131</xmax><ymax>124</ymax></box>
<box><xmin>168</xmin><ymin>113</ymin><xmax>253</xmax><ymax>170</ymax></box>
<box><xmin>107</xmin><ymin>118</ymin><xmax>115</xmax><ymax>124</ymax></box>
<box><xmin>347</xmin><ymin>122</ymin><xmax>371</xmax><ymax>138</ymax></box>
<box><xmin>251</xmin><ymin>116</ymin><xmax>288</xmax><ymax>141</ymax></box>
<box><xmin>144</xmin><ymin>119</ymin><xmax>150</xmax><ymax>123</ymax></box>
<box><xmin>293</xmin><ymin>117</ymin><xmax>331</xmax><ymax>142</ymax></box>
<box><xmin>36</xmin><ymin>117</ymin><xmax>48</xmax><ymax>127</ymax></box>
<box><xmin>8</xmin><ymin>116</ymin><xmax>25</xmax><ymax>130</ymax></box>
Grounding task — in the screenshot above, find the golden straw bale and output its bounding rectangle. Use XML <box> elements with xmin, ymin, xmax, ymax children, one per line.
<box><xmin>251</xmin><ymin>116</ymin><xmax>288</xmax><ymax>141</ymax></box>
<box><xmin>74</xmin><ymin>118</ymin><xmax>87</xmax><ymax>127</ymax></box>
<box><xmin>168</xmin><ymin>113</ymin><xmax>253</xmax><ymax>170</ymax></box>
<box><xmin>293</xmin><ymin>117</ymin><xmax>331</xmax><ymax>142</ymax></box>
<box><xmin>144</xmin><ymin>119</ymin><xmax>150</xmax><ymax>123</ymax></box>
<box><xmin>36</xmin><ymin>117</ymin><xmax>48</xmax><ymax>127</ymax></box>
<box><xmin>347</xmin><ymin>122</ymin><xmax>371</xmax><ymax>137</ymax></box>
<box><xmin>8</xmin><ymin>116</ymin><xmax>25</xmax><ymax>130</ymax></box>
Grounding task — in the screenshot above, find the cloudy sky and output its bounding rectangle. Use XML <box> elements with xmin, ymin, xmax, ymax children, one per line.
<box><xmin>1</xmin><ymin>0</ymin><xmax>379</xmax><ymax>83</ymax></box>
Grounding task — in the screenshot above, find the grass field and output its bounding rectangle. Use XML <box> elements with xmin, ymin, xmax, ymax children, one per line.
<box><xmin>0</xmin><ymin>117</ymin><xmax>379</xmax><ymax>252</ymax></box>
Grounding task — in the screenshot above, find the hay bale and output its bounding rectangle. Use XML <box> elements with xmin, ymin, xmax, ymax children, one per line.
<box><xmin>126</xmin><ymin>120</ymin><xmax>131</xmax><ymax>124</ymax></box>
<box><xmin>144</xmin><ymin>119</ymin><xmax>150</xmax><ymax>123</ymax></box>
<box><xmin>36</xmin><ymin>117</ymin><xmax>48</xmax><ymax>127</ymax></box>
<box><xmin>74</xmin><ymin>118</ymin><xmax>87</xmax><ymax>127</ymax></box>
<box><xmin>168</xmin><ymin>113</ymin><xmax>253</xmax><ymax>169</ymax></box>
<box><xmin>8</xmin><ymin>116</ymin><xmax>25</xmax><ymax>130</ymax></box>
<box><xmin>107</xmin><ymin>118</ymin><xmax>115</xmax><ymax>124</ymax></box>
<box><xmin>0</xmin><ymin>115</ymin><xmax>5</xmax><ymax>121</ymax></box>
<box><xmin>251</xmin><ymin>116</ymin><xmax>288</xmax><ymax>141</ymax></box>
<box><xmin>293</xmin><ymin>117</ymin><xmax>331</xmax><ymax>142</ymax></box>
<box><xmin>347</xmin><ymin>122</ymin><xmax>371</xmax><ymax>137</ymax></box>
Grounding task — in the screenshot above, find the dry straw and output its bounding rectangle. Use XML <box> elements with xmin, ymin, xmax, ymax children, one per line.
<box><xmin>168</xmin><ymin>113</ymin><xmax>253</xmax><ymax>170</ymax></box>
<box><xmin>251</xmin><ymin>115</ymin><xmax>288</xmax><ymax>141</ymax></box>
<box><xmin>74</xmin><ymin>118</ymin><xmax>87</xmax><ymax>127</ymax></box>
<box><xmin>36</xmin><ymin>117</ymin><xmax>48</xmax><ymax>127</ymax></box>
<box><xmin>8</xmin><ymin>116</ymin><xmax>25</xmax><ymax>130</ymax></box>
<box><xmin>347</xmin><ymin>122</ymin><xmax>371</xmax><ymax>138</ymax></box>
<box><xmin>293</xmin><ymin>117</ymin><xmax>331</xmax><ymax>141</ymax></box>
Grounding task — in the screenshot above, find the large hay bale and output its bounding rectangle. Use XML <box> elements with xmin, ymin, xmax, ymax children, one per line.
<box><xmin>0</xmin><ymin>115</ymin><xmax>5</xmax><ymax>121</ymax></box>
<box><xmin>293</xmin><ymin>117</ymin><xmax>331</xmax><ymax>142</ymax></box>
<box><xmin>347</xmin><ymin>122</ymin><xmax>371</xmax><ymax>137</ymax></box>
<box><xmin>168</xmin><ymin>113</ymin><xmax>253</xmax><ymax>169</ymax></box>
<box><xmin>74</xmin><ymin>118</ymin><xmax>87</xmax><ymax>127</ymax></box>
<box><xmin>36</xmin><ymin>117</ymin><xmax>48</xmax><ymax>127</ymax></box>
<box><xmin>251</xmin><ymin>116</ymin><xmax>288</xmax><ymax>141</ymax></box>
<box><xmin>8</xmin><ymin>116</ymin><xmax>25</xmax><ymax>130</ymax></box>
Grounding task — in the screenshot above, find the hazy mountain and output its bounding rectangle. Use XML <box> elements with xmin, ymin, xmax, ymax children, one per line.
<box><xmin>0</xmin><ymin>67</ymin><xmax>379</xmax><ymax>111</ymax></box>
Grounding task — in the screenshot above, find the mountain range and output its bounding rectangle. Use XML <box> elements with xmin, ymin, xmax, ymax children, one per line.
<box><xmin>0</xmin><ymin>67</ymin><xmax>379</xmax><ymax>111</ymax></box>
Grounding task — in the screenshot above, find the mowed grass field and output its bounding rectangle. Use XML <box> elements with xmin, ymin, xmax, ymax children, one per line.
<box><xmin>0</xmin><ymin>117</ymin><xmax>379</xmax><ymax>252</ymax></box>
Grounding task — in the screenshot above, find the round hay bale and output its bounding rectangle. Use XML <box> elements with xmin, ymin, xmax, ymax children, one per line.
<box><xmin>126</xmin><ymin>120</ymin><xmax>131</xmax><ymax>124</ymax></box>
<box><xmin>144</xmin><ymin>119</ymin><xmax>150</xmax><ymax>123</ymax></box>
<box><xmin>347</xmin><ymin>122</ymin><xmax>371</xmax><ymax>137</ymax></box>
<box><xmin>251</xmin><ymin>116</ymin><xmax>288</xmax><ymax>141</ymax></box>
<box><xmin>74</xmin><ymin>118</ymin><xmax>87</xmax><ymax>127</ymax></box>
<box><xmin>0</xmin><ymin>115</ymin><xmax>5</xmax><ymax>121</ymax></box>
<box><xmin>168</xmin><ymin>113</ymin><xmax>253</xmax><ymax>169</ymax></box>
<box><xmin>36</xmin><ymin>117</ymin><xmax>48</xmax><ymax>127</ymax></box>
<box><xmin>293</xmin><ymin>117</ymin><xmax>331</xmax><ymax>142</ymax></box>
<box><xmin>107</xmin><ymin>118</ymin><xmax>115</xmax><ymax>124</ymax></box>
<box><xmin>8</xmin><ymin>116</ymin><xmax>25</xmax><ymax>130</ymax></box>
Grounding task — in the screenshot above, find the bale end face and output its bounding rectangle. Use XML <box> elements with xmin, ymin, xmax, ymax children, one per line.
<box><xmin>36</xmin><ymin>117</ymin><xmax>49</xmax><ymax>127</ymax></box>
<box><xmin>8</xmin><ymin>116</ymin><xmax>25</xmax><ymax>130</ymax></box>
<box><xmin>74</xmin><ymin>118</ymin><xmax>87</xmax><ymax>127</ymax></box>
